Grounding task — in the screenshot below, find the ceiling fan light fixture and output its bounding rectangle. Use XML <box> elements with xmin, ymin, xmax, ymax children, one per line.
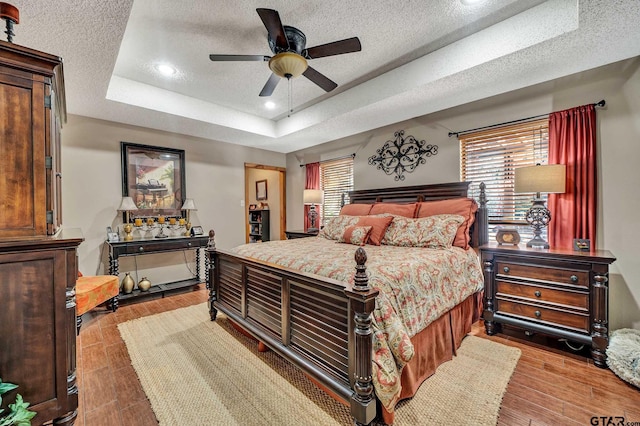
<box><xmin>268</xmin><ymin>52</ymin><xmax>308</xmax><ymax>79</ymax></box>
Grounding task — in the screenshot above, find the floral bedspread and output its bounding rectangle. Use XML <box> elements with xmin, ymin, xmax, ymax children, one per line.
<box><xmin>232</xmin><ymin>237</ymin><xmax>483</xmax><ymax>411</ymax></box>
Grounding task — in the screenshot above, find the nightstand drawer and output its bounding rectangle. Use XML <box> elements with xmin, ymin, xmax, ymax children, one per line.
<box><xmin>496</xmin><ymin>261</ymin><xmax>589</xmax><ymax>287</ymax></box>
<box><xmin>496</xmin><ymin>299</ymin><xmax>589</xmax><ymax>333</ymax></box>
<box><xmin>496</xmin><ymin>280</ymin><xmax>588</xmax><ymax>310</ymax></box>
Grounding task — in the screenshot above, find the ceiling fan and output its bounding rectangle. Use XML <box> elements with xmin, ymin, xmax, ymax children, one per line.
<box><xmin>209</xmin><ymin>8</ymin><xmax>362</xmax><ymax>97</ymax></box>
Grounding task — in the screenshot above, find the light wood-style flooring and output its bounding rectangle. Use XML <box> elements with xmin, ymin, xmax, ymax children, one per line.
<box><xmin>76</xmin><ymin>285</ymin><xmax>640</xmax><ymax>425</ymax></box>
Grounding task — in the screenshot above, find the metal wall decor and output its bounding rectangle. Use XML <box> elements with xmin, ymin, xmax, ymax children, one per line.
<box><xmin>368</xmin><ymin>130</ymin><xmax>438</xmax><ymax>181</ymax></box>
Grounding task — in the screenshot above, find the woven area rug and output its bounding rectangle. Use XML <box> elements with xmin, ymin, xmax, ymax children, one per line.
<box><xmin>118</xmin><ymin>303</ymin><xmax>520</xmax><ymax>425</ymax></box>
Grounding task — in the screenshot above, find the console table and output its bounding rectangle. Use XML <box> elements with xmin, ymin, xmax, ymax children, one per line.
<box><xmin>107</xmin><ymin>235</ymin><xmax>210</xmax><ymax>302</ymax></box>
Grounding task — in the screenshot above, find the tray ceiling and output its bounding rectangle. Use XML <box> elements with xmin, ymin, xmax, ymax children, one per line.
<box><xmin>7</xmin><ymin>0</ymin><xmax>640</xmax><ymax>152</ymax></box>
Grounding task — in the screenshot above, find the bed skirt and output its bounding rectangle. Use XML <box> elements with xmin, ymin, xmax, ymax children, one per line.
<box><xmin>381</xmin><ymin>290</ymin><xmax>483</xmax><ymax>424</ymax></box>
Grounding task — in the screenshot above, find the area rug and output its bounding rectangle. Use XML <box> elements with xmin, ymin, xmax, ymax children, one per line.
<box><xmin>118</xmin><ymin>303</ymin><xmax>520</xmax><ymax>425</ymax></box>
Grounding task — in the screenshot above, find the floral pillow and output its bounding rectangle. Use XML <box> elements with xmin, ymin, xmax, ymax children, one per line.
<box><xmin>381</xmin><ymin>214</ymin><xmax>465</xmax><ymax>248</ymax></box>
<box><xmin>318</xmin><ymin>215</ymin><xmax>360</xmax><ymax>240</ymax></box>
<box><xmin>338</xmin><ymin>225</ymin><xmax>373</xmax><ymax>246</ymax></box>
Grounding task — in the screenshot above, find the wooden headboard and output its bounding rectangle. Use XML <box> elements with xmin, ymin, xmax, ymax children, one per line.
<box><xmin>348</xmin><ymin>181</ymin><xmax>488</xmax><ymax>248</ymax></box>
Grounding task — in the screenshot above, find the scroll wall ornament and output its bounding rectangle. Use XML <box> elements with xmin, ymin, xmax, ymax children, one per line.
<box><xmin>368</xmin><ymin>130</ymin><xmax>438</xmax><ymax>181</ymax></box>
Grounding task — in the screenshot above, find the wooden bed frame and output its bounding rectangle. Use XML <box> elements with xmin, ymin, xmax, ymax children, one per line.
<box><xmin>205</xmin><ymin>182</ymin><xmax>488</xmax><ymax>425</ymax></box>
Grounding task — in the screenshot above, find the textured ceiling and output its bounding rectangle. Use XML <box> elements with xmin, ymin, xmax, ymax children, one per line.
<box><xmin>6</xmin><ymin>0</ymin><xmax>640</xmax><ymax>153</ymax></box>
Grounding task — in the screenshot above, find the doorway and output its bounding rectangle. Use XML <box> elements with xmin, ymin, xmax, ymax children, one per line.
<box><xmin>244</xmin><ymin>163</ymin><xmax>286</xmax><ymax>242</ymax></box>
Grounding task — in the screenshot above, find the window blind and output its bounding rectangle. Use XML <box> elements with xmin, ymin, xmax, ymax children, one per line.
<box><xmin>459</xmin><ymin>119</ymin><xmax>549</xmax><ymax>241</ymax></box>
<box><xmin>320</xmin><ymin>157</ymin><xmax>354</xmax><ymax>225</ymax></box>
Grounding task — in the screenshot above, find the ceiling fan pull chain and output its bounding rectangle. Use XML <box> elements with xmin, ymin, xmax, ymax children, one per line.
<box><xmin>288</xmin><ymin>77</ymin><xmax>293</xmax><ymax>117</ymax></box>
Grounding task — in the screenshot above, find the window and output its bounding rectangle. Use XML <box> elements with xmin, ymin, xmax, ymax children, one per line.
<box><xmin>320</xmin><ymin>157</ymin><xmax>354</xmax><ymax>225</ymax></box>
<box><xmin>459</xmin><ymin>119</ymin><xmax>548</xmax><ymax>241</ymax></box>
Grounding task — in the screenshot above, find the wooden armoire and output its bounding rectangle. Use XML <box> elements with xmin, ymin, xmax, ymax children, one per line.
<box><xmin>0</xmin><ymin>40</ymin><xmax>81</xmax><ymax>425</ymax></box>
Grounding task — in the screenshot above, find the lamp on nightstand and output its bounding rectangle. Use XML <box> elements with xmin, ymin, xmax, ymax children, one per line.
<box><xmin>303</xmin><ymin>189</ymin><xmax>323</xmax><ymax>232</ymax></box>
<box><xmin>514</xmin><ymin>164</ymin><xmax>566</xmax><ymax>249</ymax></box>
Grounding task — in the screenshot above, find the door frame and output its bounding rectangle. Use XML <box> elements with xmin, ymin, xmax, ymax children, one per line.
<box><xmin>244</xmin><ymin>163</ymin><xmax>286</xmax><ymax>242</ymax></box>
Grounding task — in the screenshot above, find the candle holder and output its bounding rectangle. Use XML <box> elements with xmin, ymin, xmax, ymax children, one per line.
<box><xmin>133</xmin><ymin>217</ymin><xmax>188</xmax><ymax>238</ymax></box>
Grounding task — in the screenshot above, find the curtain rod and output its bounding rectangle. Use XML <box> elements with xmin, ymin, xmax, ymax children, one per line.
<box><xmin>447</xmin><ymin>100</ymin><xmax>606</xmax><ymax>138</ymax></box>
<box><xmin>300</xmin><ymin>153</ymin><xmax>356</xmax><ymax>168</ymax></box>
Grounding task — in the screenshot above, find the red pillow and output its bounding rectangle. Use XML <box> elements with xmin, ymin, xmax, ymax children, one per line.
<box><xmin>417</xmin><ymin>198</ymin><xmax>478</xmax><ymax>249</ymax></box>
<box><xmin>355</xmin><ymin>215</ymin><xmax>394</xmax><ymax>246</ymax></box>
<box><xmin>369</xmin><ymin>202</ymin><xmax>417</xmax><ymax>218</ymax></box>
<box><xmin>339</xmin><ymin>225</ymin><xmax>373</xmax><ymax>246</ymax></box>
<box><xmin>340</xmin><ymin>204</ymin><xmax>373</xmax><ymax>216</ymax></box>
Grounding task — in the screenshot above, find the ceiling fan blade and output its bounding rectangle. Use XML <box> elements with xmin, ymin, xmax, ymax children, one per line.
<box><xmin>303</xmin><ymin>37</ymin><xmax>361</xmax><ymax>59</ymax></box>
<box><xmin>259</xmin><ymin>73</ymin><xmax>281</xmax><ymax>97</ymax></box>
<box><xmin>256</xmin><ymin>8</ymin><xmax>289</xmax><ymax>50</ymax></box>
<box><xmin>303</xmin><ymin>66</ymin><xmax>338</xmax><ymax>92</ymax></box>
<box><xmin>209</xmin><ymin>54</ymin><xmax>270</xmax><ymax>62</ymax></box>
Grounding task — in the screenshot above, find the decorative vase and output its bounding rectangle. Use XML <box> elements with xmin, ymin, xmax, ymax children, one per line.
<box><xmin>122</xmin><ymin>273</ymin><xmax>135</xmax><ymax>294</ymax></box>
<box><xmin>138</xmin><ymin>277</ymin><xmax>151</xmax><ymax>292</ymax></box>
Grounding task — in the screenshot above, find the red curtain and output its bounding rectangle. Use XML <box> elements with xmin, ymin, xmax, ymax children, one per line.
<box><xmin>547</xmin><ymin>104</ymin><xmax>597</xmax><ymax>249</ymax></box>
<box><xmin>304</xmin><ymin>162</ymin><xmax>320</xmax><ymax>231</ymax></box>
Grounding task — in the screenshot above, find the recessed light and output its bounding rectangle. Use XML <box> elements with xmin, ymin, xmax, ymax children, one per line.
<box><xmin>461</xmin><ymin>0</ymin><xmax>484</xmax><ymax>5</ymax></box>
<box><xmin>155</xmin><ymin>63</ymin><xmax>176</xmax><ymax>76</ymax></box>
<box><xmin>265</xmin><ymin>101</ymin><xmax>276</xmax><ymax>109</ymax></box>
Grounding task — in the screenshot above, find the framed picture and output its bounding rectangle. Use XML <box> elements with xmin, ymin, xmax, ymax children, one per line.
<box><xmin>249</xmin><ymin>203</ymin><xmax>258</xmax><ymax>211</ymax></box>
<box><xmin>256</xmin><ymin>179</ymin><xmax>268</xmax><ymax>201</ymax></box>
<box><xmin>121</xmin><ymin>142</ymin><xmax>186</xmax><ymax>218</ymax></box>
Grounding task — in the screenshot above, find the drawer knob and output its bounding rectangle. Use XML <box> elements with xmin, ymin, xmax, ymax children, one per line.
<box><xmin>503</xmin><ymin>266</ymin><xmax>510</xmax><ymax>273</ymax></box>
<box><xmin>534</xmin><ymin>310</ymin><xmax>541</xmax><ymax>318</ymax></box>
<box><xmin>534</xmin><ymin>290</ymin><xmax>541</xmax><ymax>297</ymax></box>
<box><xmin>188</xmin><ymin>242</ymin><xmax>192</xmax><ymax>247</ymax></box>
<box><xmin>570</xmin><ymin>275</ymin><xmax>578</xmax><ymax>283</ymax></box>
<box><xmin>138</xmin><ymin>247</ymin><xmax>144</xmax><ymax>252</ymax></box>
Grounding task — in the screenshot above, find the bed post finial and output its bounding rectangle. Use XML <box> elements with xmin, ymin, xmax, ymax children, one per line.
<box><xmin>346</xmin><ymin>247</ymin><xmax>377</xmax><ymax>425</ymax></box>
<box><xmin>353</xmin><ymin>247</ymin><xmax>369</xmax><ymax>292</ymax></box>
<box><xmin>479</xmin><ymin>182</ymin><xmax>487</xmax><ymax>208</ymax></box>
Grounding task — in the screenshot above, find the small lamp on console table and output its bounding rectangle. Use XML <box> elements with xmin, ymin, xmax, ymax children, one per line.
<box><xmin>118</xmin><ymin>196</ymin><xmax>138</xmax><ymax>241</ymax></box>
<box><xmin>303</xmin><ymin>189</ymin><xmax>323</xmax><ymax>232</ymax></box>
<box><xmin>181</xmin><ymin>198</ymin><xmax>197</xmax><ymax>236</ymax></box>
<box><xmin>514</xmin><ymin>164</ymin><xmax>566</xmax><ymax>249</ymax></box>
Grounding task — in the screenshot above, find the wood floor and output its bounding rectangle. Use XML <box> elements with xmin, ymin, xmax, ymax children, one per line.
<box><xmin>76</xmin><ymin>285</ymin><xmax>640</xmax><ymax>426</ymax></box>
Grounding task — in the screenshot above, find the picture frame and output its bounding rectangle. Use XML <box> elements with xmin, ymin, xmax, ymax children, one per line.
<box><xmin>121</xmin><ymin>142</ymin><xmax>186</xmax><ymax>218</ymax></box>
<box><xmin>573</xmin><ymin>238</ymin><xmax>591</xmax><ymax>251</ymax></box>
<box><xmin>249</xmin><ymin>203</ymin><xmax>258</xmax><ymax>211</ymax></box>
<box><xmin>256</xmin><ymin>179</ymin><xmax>268</xmax><ymax>201</ymax></box>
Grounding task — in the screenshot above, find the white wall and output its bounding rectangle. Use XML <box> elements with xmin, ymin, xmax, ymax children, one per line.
<box><xmin>286</xmin><ymin>58</ymin><xmax>640</xmax><ymax>331</ymax></box>
<box><xmin>61</xmin><ymin>115</ymin><xmax>285</xmax><ymax>285</ymax></box>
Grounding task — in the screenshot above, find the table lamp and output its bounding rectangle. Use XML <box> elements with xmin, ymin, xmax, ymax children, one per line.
<box><xmin>181</xmin><ymin>198</ymin><xmax>197</xmax><ymax>236</ymax></box>
<box><xmin>303</xmin><ymin>189</ymin><xmax>323</xmax><ymax>232</ymax></box>
<box><xmin>118</xmin><ymin>196</ymin><xmax>138</xmax><ymax>241</ymax></box>
<box><xmin>514</xmin><ymin>164</ymin><xmax>566</xmax><ymax>248</ymax></box>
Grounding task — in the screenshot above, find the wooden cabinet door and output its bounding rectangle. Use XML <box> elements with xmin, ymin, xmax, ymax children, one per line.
<box><xmin>0</xmin><ymin>67</ymin><xmax>47</xmax><ymax>237</ymax></box>
<box><xmin>0</xmin><ymin>249</ymin><xmax>71</xmax><ymax>424</ymax></box>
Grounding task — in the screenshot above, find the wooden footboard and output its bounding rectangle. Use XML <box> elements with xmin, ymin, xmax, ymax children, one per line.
<box><xmin>204</xmin><ymin>181</ymin><xmax>488</xmax><ymax>425</ymax></box>
<box><xmin>206</xmin><ymin>235</ymin><xmax>378</xmax><ymax>425</ymax></box>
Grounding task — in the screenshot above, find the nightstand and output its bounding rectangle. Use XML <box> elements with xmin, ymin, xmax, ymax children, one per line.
<box><xmin>285</xmin><ymin>230</ymin><xmax>318</xmax><ymax>239</ymax></box>
<box><xmin>480</xmin><ymin>243</ymin><xmax>616</xmax><ymax>367</ymax></box>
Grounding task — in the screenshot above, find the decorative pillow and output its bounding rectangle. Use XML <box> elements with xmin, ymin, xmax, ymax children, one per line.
<box><xmin>416</xmin><ymin>198</ymin><xmax>478</xmax><ymax>249</ymax></box>
<box><xmin>355</xmin><ymin>215</ymin><xmax>394</xmax><ymax>246</ymax></box>
<box><xmin>369</xmin><ymin>202</ymin><xmax>418</xmax><ymax>218</ymax></box>
<box><xmin>318</xmin><ymin>215</ymin><xmax>360</xmax><ymax>240</ymax></box>
<box><xmin>340</xmin><ymin>203</ymin><xmax>373</xmax><ymax>216</ymax></box>
<box><xmin>338</xmin><ymin>225</ymin><xmax>373</xmax><ymax>246</ymax></box>
<box><xmin>382</xmin><ymin>215</ymin><xmax>465</xmax><ymax>248</ymax></box>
